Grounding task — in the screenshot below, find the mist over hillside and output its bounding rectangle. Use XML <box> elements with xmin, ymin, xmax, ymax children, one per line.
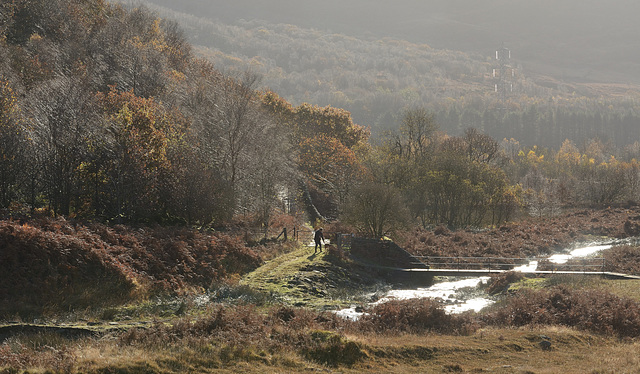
<box><xmin>146</xmin><ymin>0</ymin><xmax>640</xmax><ymax>85</ymax></box>
<box><xmin>135</xmin><ymin>0</ymin><xmax>640</xmax><ymax>147</ymax></box>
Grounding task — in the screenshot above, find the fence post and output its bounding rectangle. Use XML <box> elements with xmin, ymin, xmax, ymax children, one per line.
<box><xmin>276</xmin><ymin>227</ymin><xmax>288</xmax><ymax>241</ymax></box>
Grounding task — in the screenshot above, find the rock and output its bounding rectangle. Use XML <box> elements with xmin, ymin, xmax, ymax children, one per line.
<box><xmin>539</xmin><ymin>340</ymin><xmax>551</xmax><ymax>350</ymax></box>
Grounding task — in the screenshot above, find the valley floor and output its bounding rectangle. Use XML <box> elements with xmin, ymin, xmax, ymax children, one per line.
<box><xmin>4</xmin><ymin>208</ymin><xmax>640</xmax><ymax>373</ymax></box>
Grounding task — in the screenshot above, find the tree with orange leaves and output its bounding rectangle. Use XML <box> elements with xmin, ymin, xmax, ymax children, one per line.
<box><xmin>94</xmin><ymin>87</ymin><xmax>180</xmax><ymax>221</ymax></box>
<box><xmin>299</xmin><ymin>134</ymin><xmax>365</xmax><ymax>213</ymax></box>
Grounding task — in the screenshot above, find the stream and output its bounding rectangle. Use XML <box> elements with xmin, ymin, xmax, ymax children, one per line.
<box><xmin>336</xmin><ymin>239</ymin><xmax>630</xmax><ymax>320</ymax></box>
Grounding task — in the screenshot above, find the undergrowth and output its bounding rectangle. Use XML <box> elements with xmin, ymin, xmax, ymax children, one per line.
<box><xmin>485</xmin><ymin>285</ymin><xmax>640</xmax><ymax>337</ymax></box>
<box><xmin>0</xmin><ymin>217</ymin><xmax>263</xmax><ymax>319</ymax></box>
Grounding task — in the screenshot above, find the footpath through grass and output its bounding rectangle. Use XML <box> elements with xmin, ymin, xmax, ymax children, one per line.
<box><xmin>241</xmin><ymin>240</ymin><xmax>385</xmax><ymax>310</ymax></box>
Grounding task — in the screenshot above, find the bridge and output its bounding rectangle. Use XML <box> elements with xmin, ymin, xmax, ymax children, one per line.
<box><xmin>403</xmin><ymin>256</ymin><xmax>640</xmax><ymax>280</ymax></box>
<box><xmin>339</xmin><ymin>236</ymin><xmax>640</xmax><ymax>280</ymax></box>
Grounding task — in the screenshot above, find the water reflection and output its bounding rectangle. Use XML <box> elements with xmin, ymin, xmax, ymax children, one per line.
<box><xmin>336</xmin><ymin>277</ymin><xmax>492</xmax><ymax>320</ymax></box>
<box><xmin>336</xmin><ymin>241</ymin><xmax>620</xmax><ymax>320</ymax></box>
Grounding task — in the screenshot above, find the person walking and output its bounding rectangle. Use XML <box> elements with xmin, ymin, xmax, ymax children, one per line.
<box><xmin>314</xmin><ymin>228</ymin><xmax>325</xmax><ymax>253</ymax></box>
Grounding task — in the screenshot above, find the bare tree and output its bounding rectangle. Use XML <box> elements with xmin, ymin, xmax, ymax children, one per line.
<box><xmin>395</xmin><ymin>107</ymin><xmax>438</xmax><ymax>161</ymax></box>
<box><xmin>463</xmin><ymin>127</ymin><xmax>500</xmax><ymax>164</ymax></box>
<box><xmin>25</xmin><ymin>77</ymin><xmax>98</xmax><ymax>216</ymax></box>
<box><xmin>344</xmin><ymin>181</ymin><xmax>410</xmax><ymax>238</ymax></box>
<box><xmin>0</xmin><ymin>79</ymin><xmax>26</xmax><ymax>208</ymax></box>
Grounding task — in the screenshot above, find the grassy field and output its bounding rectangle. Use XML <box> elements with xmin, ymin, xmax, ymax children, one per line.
<box><xmin>2</xmin><ymin>322</ymin><xmax>639</xmax><ymax>373</ymax></box>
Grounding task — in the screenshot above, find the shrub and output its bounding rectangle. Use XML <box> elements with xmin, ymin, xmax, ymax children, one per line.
<box><xmin>434</xmin><ymin>225</ymin><xmax>451</xmax><ymax>236</ymax></box>
<box><xmin>325</xmin><ymin>243</ymin><xmax>347</xmax><ymax>263</ymax></box>
<box><xmin>485</xmin><ymin>285</ymin><xmax>640</xmax><ymax>337</ymax></box>
<box><xmin>358</xmin><ymin>298</ymin><xmax>478</xmax><ymax>335</ymax></box>
<box><xmin>486</xmin><ymin>271</ymin><xmax>525</xmax><ymax>295</ymax></box>
<box><xmin>603</xmin><ymin>245</ymin><xmax>640</xmax><ymax>275</ymax></box>
<box><xmin>302</xmin><ymin>330</ymin><xmax>366</xmax><ymax>367</ymax></box>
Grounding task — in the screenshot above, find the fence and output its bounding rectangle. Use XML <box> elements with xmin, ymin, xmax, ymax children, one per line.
<box><xmin>412</xmin><ymin>256</ymin><xmax>606</xmax><ymax>273</ymax></box>
<box><xmin>241</xmin><ymin>227</ymin><xmax>353</xmax><ymax>248</ymax></box>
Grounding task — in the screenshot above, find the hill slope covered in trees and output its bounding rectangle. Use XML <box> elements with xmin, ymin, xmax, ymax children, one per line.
<box><xmin>146</xmin><ymin>0</ymin><xmax>640</xmax><ymax>85</ymax></box>
<box><xmin>0</xmin><ymin>0</ymin><xmax>366</xmax><ymax>224</ymax></box>
<box><xmin>144</xmin><ymin>0</ymin><xmax>640</xmax><ymax>148</ymax></box>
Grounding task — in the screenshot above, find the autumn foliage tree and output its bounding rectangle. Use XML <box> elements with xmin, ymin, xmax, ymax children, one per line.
<box><xmin>0</xmin><ymin>0</ymin><xmax>297</xmax><ymax>227</ymax></box>
<box><xmin>4</xmin><ymin>0</ymin><xmax>640</xmax><ymax>234</ymax></box>
<box><xmin>93</xmin><ymin>88</ymin><xmax>178</xmax><ymax>221</ymax></box>
<box><xmin>299</xmin><ymin>134</ymin><xmax>365</xmax><ymax>208</ymax></box>
<box><xmin>370</xmin><ymin>108</ymin><xmax>520</xmax><ymax>228</ymax></box>
<box><xmin>263</xmin><ymin>90</ymin><xmax>370</xmax><ymax>220</ymax></box>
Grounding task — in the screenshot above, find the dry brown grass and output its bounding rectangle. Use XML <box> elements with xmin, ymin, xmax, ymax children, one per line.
<box><xmin>4</xmin><ymin>300</ymin><xmax>640</xmax><ymax>373</ymax></box>
<box><xmin>401</xmin><ymin>207</ymin><xmax>640</xmax><ymax>260</ymax></box>
<box><xmin>3</xmin><ymin>325</ymin><xmax>638</xmax><ymax>373</ymax></box>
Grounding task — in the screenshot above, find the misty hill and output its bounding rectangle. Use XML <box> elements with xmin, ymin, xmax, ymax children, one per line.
<box><xmin>138</xmin><ymin>0</ymin><xmax>640</xmax><ymax>147</ymax></box>
<box><xmin>146</xmin><ymin>0</ymin><xmax>640</xmax><ymax>85</ymax></box>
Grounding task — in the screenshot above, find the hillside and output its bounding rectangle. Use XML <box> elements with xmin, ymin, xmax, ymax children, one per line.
<box><xmin>141</xmin><ymin>0</ymin><xmax>640</xmax><ymax>147</ymax></box>
<box><xmin>6</xmin><ymin>2</ymin><xmax>640</xmax><ymax>371</ymax></box>
<box><xmin>0</xmin><ymin>217</ymin><xmax>262</xmax><ymax>317</ymax></box>
<box><xmin>146</xmin><ymin>0</ymin><xmax>640</xmax><ymax>85</ymax></box>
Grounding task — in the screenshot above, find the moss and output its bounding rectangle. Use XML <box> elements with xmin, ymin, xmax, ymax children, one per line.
<box><xmin>240</xmin><ymin>242</ymin><xmax>383</xmax><ymax>309</ymax></box>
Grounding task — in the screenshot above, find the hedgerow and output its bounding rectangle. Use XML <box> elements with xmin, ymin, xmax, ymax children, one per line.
<box><xmin>358</xmin><ymin>298</ymin><xmax>479</xmax><ymax>335</ymax></box>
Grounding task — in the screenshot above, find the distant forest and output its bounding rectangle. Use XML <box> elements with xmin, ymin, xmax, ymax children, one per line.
<box><xmin>145</xmin><ymin>0</ymin><xmax>640</xmax><ymax>149</ymax></box>
<box><xmin>145</xmin><ymin>0</ymin><xmax>640</xmax><ymax>84</ymax></box>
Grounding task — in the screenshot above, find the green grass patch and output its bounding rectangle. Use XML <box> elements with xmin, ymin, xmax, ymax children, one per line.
<box><xmin>508</xmin><ymin>277</ymin><xmax>547</xmax><ymax>292</ymax></box>
<box><xmin>240</xmin><ymin>242</ymin><xmax>378</xmax><ymax>309</ymax></box>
